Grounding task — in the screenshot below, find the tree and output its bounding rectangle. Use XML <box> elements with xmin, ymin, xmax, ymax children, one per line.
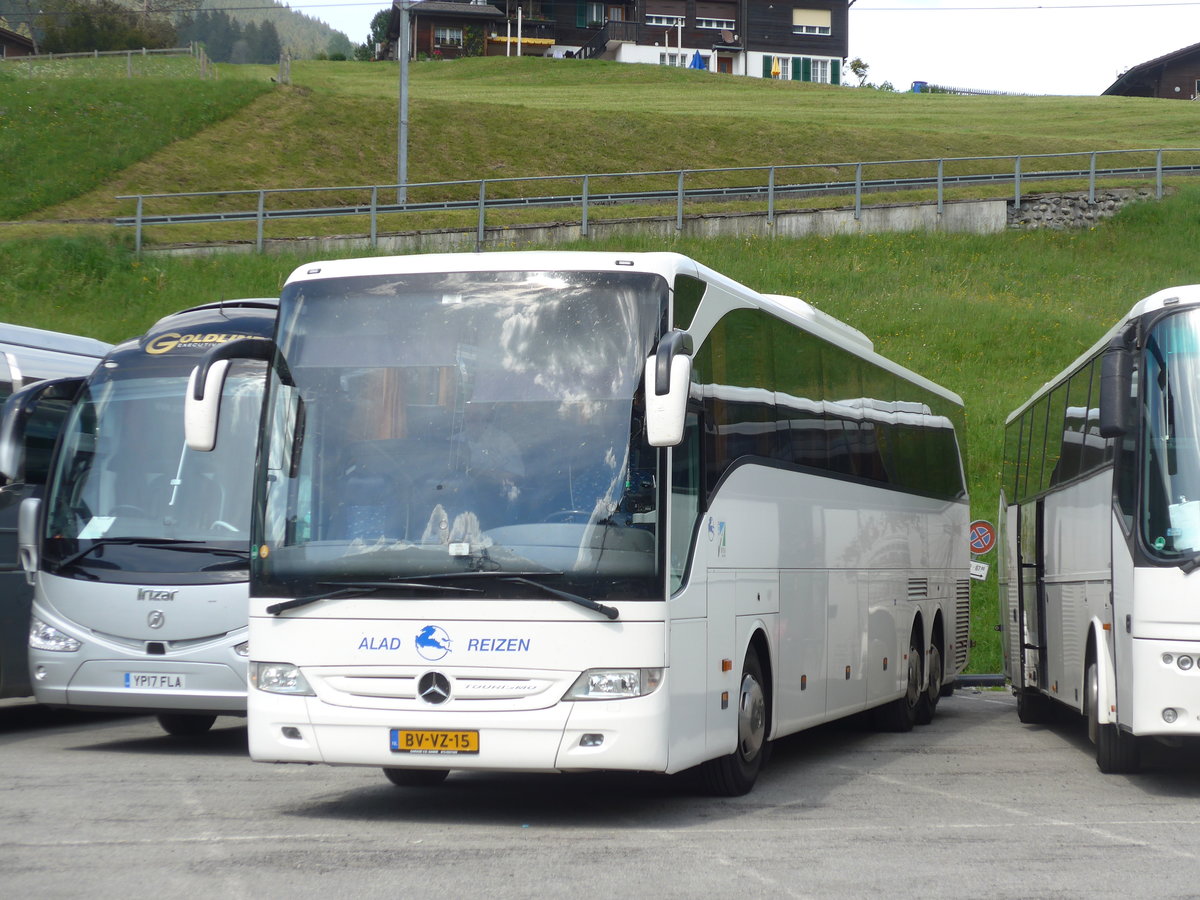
<box><xmin>367</xmin><ymin>8</ymin><xmax>391</xmax><ymax>58</ymax></box>
<box><xmin>848</xmin><ymin>57</ymin><xmax>869</xmax><ymax>87</ymax></box>
<box><xmin>39</xmin><ymin>0</ymin><xmax>175</xmax><ymax>53</ymax></box>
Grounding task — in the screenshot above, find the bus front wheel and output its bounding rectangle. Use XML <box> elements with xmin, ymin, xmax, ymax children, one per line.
<box><xmin>1087</xmin><ymin>660</ymin><xmax>1140</xmax><ymax>774</ymax></box>
<box><xmin>700</xmin><ymin>647</ymin><xmax>768</xmax><ymax>796</ymax></box>
<box><xmin>383</xmin><ymin>768</ymin><xmax>450</xmax><ymax>787</ymax></box>
<box><xmin>156</xmin><ymin>714</ymin><xmax>216</xmax><ymax>736</ymax></box>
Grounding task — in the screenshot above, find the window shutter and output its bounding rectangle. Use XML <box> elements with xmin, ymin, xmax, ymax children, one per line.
<box><xmin>831</xmin><ymin>59</ymin><xmax>841</xmax><ymax>85</ymax></box>
<box><xmin>801</xmin><ymin>57</ymin><xmax>812</xmax><ymax>82</ymax></box>
<box><xmin>791</xmin><ymin>58</ymin><xmax>801</xmax><ymax>81</ymax></box>
<box><xmin>577</xmin><ymin>1</ymin><xmax>587</xmax><ymax>27</ymax></box>
<box><xmin>762</xmin><ymin>56</ymin><xmax>773</xmax><ymax>78</ymax></box>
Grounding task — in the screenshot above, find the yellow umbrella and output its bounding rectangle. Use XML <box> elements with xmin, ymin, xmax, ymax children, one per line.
<box><xmin>770</xmin><ymin>56</ymin><xmax>781</xmax><ymax>78</ymax></box>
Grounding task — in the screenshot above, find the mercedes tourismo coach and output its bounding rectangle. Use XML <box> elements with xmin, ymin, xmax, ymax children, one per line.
<box><xmin>1001</xmin><ymin>285</ymin><xmax>1200</xmax><ymax>772</ymax></box>
<box><xmin>185</xmin><ymin>252</ymin><xmax>971</xmax><ymax>793</ymax></box>
<box><xmin>3</xmin><ymin>301</ymin><xmax>274</xmax><ymax>735</ymax></box>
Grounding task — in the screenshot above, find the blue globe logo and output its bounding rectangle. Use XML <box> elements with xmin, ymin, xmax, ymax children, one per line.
<box><xmin>414</xmin><ymin>625</ymin><xmax>452</xmax><ymax>661</ymax></box>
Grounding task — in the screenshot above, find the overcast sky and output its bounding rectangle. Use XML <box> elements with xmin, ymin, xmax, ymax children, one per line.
<box><xmin>297</xmin><ymin>0</ymin><xmax>1197</xmax><ymax>96</ymax></box>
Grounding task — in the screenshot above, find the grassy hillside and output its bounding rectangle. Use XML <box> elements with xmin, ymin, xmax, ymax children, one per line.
<box><xmin>4</xmin><ymin>184</ymin><xmax>1200</xmax><ymax>671</ymax></box>
<box><xmin>6</xmin><ymin>56</ymin><xmax>1200</xmax><ymax>234</ymax></box>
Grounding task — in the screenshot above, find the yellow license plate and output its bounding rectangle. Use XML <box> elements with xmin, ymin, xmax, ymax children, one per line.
<box><xmin>390</xmin><ymin>729</ymin><xmax>479</xmax><ymax>754</ymax></box>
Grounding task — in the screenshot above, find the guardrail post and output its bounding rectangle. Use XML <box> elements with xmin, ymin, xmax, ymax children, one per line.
<box><xmin>854</xmin><ymin>163</ymin><xmax>862</xmax><ymax>221</ymax></box>
<box><xmin>256</xmin><ymin>190</ymin><xmax>265</xmax><ymax>253</ymax></box>
<box><xmin>476</xmin><ymin>180</ymin><xmax>487</xmax><ymax>251</ymax></box>
<box><xmin>1156</xmin><ymin>148</ymin><xmax>1164</xmax><ymax>199</ymax></box>
<box><xmin>1014</xmin><ymin>156</ymin><xmax>1022</xmax><ymax>208</ymax></box>
<box><xmin>937</xmin><ymin>159</ymin><xmax>944</xmax><ymax>216</ymax></box>
<box><xmin>676</xmin><ymin>171</ymin><xmax>685</xmax><ymax>232</ymax></box>
<box><xmin>370</xmin><ymin>186</ymin><xmax>378</xmax><ymax>248</ymax></box>
<box><xmin>581</xmin><ymin>175</ymin><xmax>589</xmax><ymax>238</ymax></box>
<box><xmin>1088</xmin><ymin>152</ymin><xmax>1097</xmax><ymax>204</ymax></box>
<box><xmin>767</xmin><ymin>166</ymin><xmax>775</xmax><ymax>226</ymax></box>
<box><xmin>134</xmin><ymin>196</ymin><xmax>144</xmax><ymax>257</ymax></box>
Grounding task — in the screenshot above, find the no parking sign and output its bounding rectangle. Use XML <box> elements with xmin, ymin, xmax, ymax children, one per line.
<box><xmin>969</xmin><ymin>519</ymin><xmax>996</xmax><ymax>555</ymax></box>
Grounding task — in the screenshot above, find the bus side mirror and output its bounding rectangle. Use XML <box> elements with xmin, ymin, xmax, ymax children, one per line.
<box><xmin>18</xmin><ymin>496</ymin><xmax>40</xmax><ymax>582</ymax></box>
<box><xmin>1098</xmin><ymin>346</ymin><xmax>1133</xmax><ymax>439</ymax></box>
<box><xmin>185</xmin><ymin>337</ymin><xmax>279</xmax><ymax>452</ymax></box>
<box><xmin>645</xmin><ymin>330</ymin><xmax>693</xmax><ymax>447</ymax></box>
<box><xmin>185</xmin><ymin>359</ymin><xmax>231</xmax><ymax>452</ymax></box>
<box><xmin>0</xmin><ymin>377</ymin><xmax>85</xmax><ymax>484</ymax></box>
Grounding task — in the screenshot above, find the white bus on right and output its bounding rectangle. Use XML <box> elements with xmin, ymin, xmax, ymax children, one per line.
<box><xmin>1001</xmin><ymin>284</ymin><xmax>1200</xmax><ymax>773</ymax></box>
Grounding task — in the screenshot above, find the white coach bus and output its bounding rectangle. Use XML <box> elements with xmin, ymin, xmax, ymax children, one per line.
<box><xmin>3</xmin><ymin>300</ymin><xmax>275</xmax><ymax>734</ymax></box>
<box><xmin>1000</xmin><ymin>285</ymin><xmax>1200</xmax><ymax>773</ymax></box>
<box><xmin>0</xmin><ymin>324</ymin><xmax>112</xmax><ymax>699</ymax></box>
<box><xmin>186</xmin><ymin>252</ymin><xmax>970</xmax><ymax>794</ymax></box>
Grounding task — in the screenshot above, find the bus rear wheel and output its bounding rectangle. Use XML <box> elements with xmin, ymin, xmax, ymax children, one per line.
<box><xmin>156</xmin><ymin>714</ymin><xmax>217</xmax><ymax>736</ymax></box>
<box><xmin>914</xmin><ymin>644</ymin><xmax>942</xmax><ymax>725</ymax></box>
<box><xmin>701</xmin><ymin>647</ymin><xmax>768</xmax><ymax>796</ymax></box>
<box><xmin>1087</xmin><ymin>660</ymin><xmax>1140</xmax><ymax>774</ymax></box>
<box><xmin>872</xmin><ymin>636</ymin><xmax>920</xmax><ymax>732</ymax></box>
<box><xmin>383</xmin><ymin>768</ymin><xmax>450</xmax><ymax>787</ymax></box>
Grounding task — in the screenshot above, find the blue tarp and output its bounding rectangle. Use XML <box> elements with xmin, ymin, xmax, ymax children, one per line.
<box><xmin>689</xmin><ymin>50</ymin><xmax>706</xmax><ymax>70</ymax></box>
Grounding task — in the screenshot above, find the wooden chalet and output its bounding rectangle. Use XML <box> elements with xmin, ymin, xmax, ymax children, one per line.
<box><xmin>0</xmin><ymin>23</ymin><xmax>35</xmax><ymax>58</ymax></box>
<box><xmin>388</xmin><ymin>0</ymin><xmax>849</xmax><ymax>80</ymax></box>
<box><xmin>1103</xmin><ymin>42</ymin><xmax>1200</xmax><ymax>99</ymax></box>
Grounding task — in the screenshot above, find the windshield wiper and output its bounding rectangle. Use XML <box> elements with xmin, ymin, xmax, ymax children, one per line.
<box><xmin>498</xmin><ymin>575</ymin><xmax>619</xmax><ymax>620</ymax></box>
<box><xmin>53</xmin><ymin>538</ymin><xmax>218</xmax><ymax>572</ymax></box>
<box><xmin>266</xmin><ymin>578</ymin><xmax>485</xmax><ymax>615</ymax></box>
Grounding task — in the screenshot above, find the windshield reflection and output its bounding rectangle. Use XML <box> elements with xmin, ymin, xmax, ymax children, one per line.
<box><xmin>43</xmin><ymin>362</ymin><xmax>263</xmax><ymax>576</ymax></box>
<box><xmin>1142</xmin><ymin>310</ymin><xmax>1200</xmax><ymax>559</ymax></box>
<box><xmin>256</xmin><ymin>270</ymin><xmax>665</xmax><ymax>600</ymax></box>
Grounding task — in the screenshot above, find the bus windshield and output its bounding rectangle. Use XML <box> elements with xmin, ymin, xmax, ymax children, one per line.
<box><xmin>254</xmin><ymin>269</ymin><xmax>666</xmax><ymax>601</ymax></box>
<box><xmin>1142</xmin><ymin>308</ymin><xmax>1200</xmax><ymax>560</ymax></box>
<box><xmin>42</xmin><ymin>359</ymin><xmax>263</xmax><ymax>579</ymax></box>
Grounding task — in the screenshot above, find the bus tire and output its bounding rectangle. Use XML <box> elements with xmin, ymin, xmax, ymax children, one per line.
<box><xmin>1087</xmin><ymin>660</ymin><xmax>1140</xmax><ymax>774</ymax></box>
<box><xmin>156</xmin><ymin>713</ymin><xmax>217</xmax><ymax>736</ymax></box>
<box><xmin>1015</xmin><ymin>688</ymin><xmax>1058</xmax><ymax>724</ymax></box>
<box><xmin>700</xmin><ymin>647</ymin><xmax>768</xmax><ymax>796</ymax></box>
<box><xmin>914</xmin><ymin>643</ymin><xmax>942</xmax><ymax>725</ymax></box>
<box><xmin>383</xmin><ymin>768</ymin><xmax>450</xmax><ymax>787</ymax></box>
<box><xmin>872</xmin><ymin>635</ymin><xmax>920</xmax><ymax>733</ymax></box>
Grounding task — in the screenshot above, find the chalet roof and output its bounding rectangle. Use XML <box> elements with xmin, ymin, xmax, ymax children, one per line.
<box><xmin>1102</xmin><ymin>41</ymin><xmax>1200</xmax><ymax>95</ymax></box>
<box><xmin>0</xmin><ymin>24</ymin><xmax>35</xmax><ymax>49</ymax></box>
<box><xmin>391</xmin><ymin>0</ymin><xmax>505</xmax><ymax>22</ymax></box>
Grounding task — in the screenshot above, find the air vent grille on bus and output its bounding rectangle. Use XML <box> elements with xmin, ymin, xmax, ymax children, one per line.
<box><xmin>907</xmin><ymin>578</ymin><xmax>928</xmax><ymax>601</ymax></box>
<box><xmin>955</xmin><ymin>579</ymin><xmax>971</xmax><ymax>669</ymax></box>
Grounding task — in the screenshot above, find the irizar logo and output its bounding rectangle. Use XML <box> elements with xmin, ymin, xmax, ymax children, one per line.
<box><xmin>137</xmin><ymin>588</ymin><xmax>178</xmax><ymax>602</ymax></box>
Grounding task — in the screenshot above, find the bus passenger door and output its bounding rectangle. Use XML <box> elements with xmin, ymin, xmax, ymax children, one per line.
<box><xmin>1017</xmin><ymin>499</ymin><xmax>1048</xmax><ymax>692</ymax></box>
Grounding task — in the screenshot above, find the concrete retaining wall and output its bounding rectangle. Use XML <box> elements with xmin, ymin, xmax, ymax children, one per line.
<box><xmin>152</xmin><ymin>190</ymin><xmax>1148</xmax><ymax>258</ymax></box>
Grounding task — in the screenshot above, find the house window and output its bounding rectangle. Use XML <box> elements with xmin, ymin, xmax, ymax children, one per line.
<box><xmin>810</xmin><ymin>58</ymin><xmax>830</xmax><ymax>82</ymax></box>
<box><xmin>659</xmin><ymin>52</ymin><xmax>688</xmax><ymax>67</ymax></box>
<box><xmin>696</xmin><ymin>18</ymin><xmax>735</xmax><ymax>30</ymax></box>
<box><xmin>587</xmin><ymin>2</ymin><xmax>605</xmax><ymax>24</ymax></box>
<box><xmin>792</xmin><ymin>9</ymin><xmax>831</xmax><ymax>36</ymax></box>
<box><xmin>435</xmin><ymin>26</ymin><xmax>464</xmax><ymax>47</ymax></box>
<box><xmin>647</xmin><ymin>14</ymin><xmax>684</xmax><ymax>26</ymax></box>
<box><xmin>607</xmin><ymin>5</ymin><xmax>625</xmax><ymax>21</ymax></box>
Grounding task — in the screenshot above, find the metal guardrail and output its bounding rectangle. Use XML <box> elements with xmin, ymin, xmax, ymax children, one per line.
<box><xmin>115</xmin><ymin>148</ymin><xmax>1194</xmax><ymax>253</ymax></box>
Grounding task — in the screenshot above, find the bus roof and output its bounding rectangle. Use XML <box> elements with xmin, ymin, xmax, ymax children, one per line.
<box><xmin>1004</xmin><ymin>284</ymin><xmax>1200</xmax><ymax>425</ymax></box>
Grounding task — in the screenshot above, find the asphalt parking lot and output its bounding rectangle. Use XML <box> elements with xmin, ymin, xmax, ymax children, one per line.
<box><xmin>4</xmin><ymin>688</ymin><xmax>1200</xmax><ymax>899</ymax></box>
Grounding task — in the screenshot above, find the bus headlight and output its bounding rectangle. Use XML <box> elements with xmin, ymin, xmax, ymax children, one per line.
<box><xmin>234</xmin><ymin>641</ymin><xmax>250</xmax><ymax>658</ymax></box>
<box><xmin>250</xmin><ymin>662</ymin><xmax>315</xmax><ymax>696</ymax></box>
<box><xmin>563</xmin><ymin>668</ymin><xmax>663</xmax><ymax>701</ymax></box>
<box><xmin>1178</xmin><ymin>655</ymin><xmax>1194</xmax><ymax>671</ymax></box>
<box><xmin>29</xmin><ymin>618</ymin><xmax>82</xmax><ymax>652</ymax></box>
